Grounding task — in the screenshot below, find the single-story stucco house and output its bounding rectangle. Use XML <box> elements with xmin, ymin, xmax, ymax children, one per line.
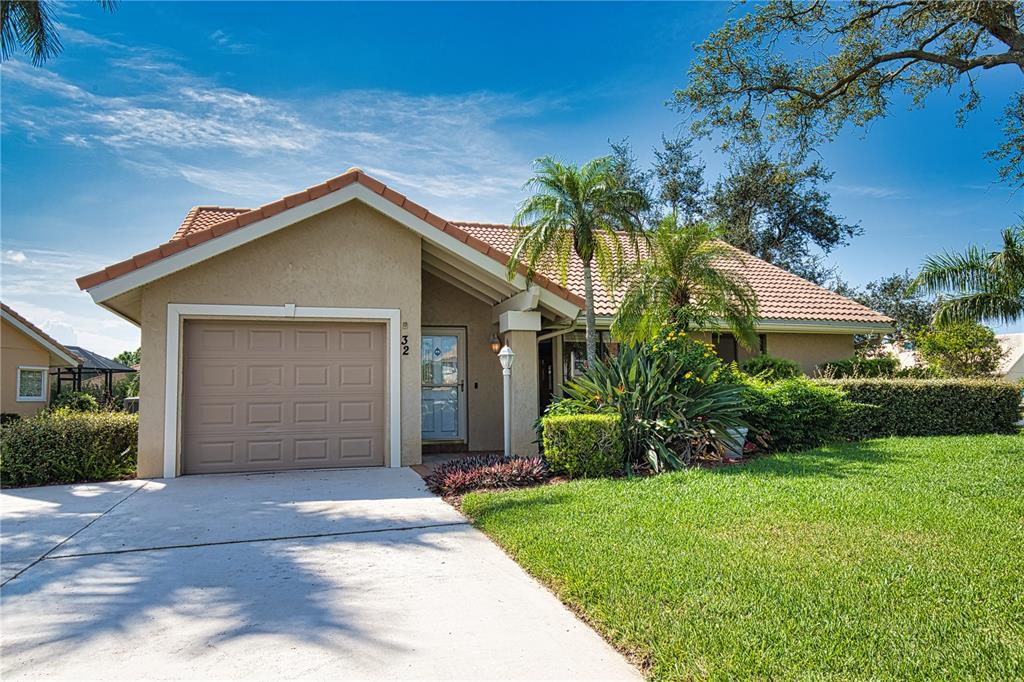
<box><xmin>77</xmin><ymin>168</ymin><xmax>891</xmax><ymax>478</ymax></box>
<box><xmin>1</xmin><ymin>303</ymin><xmax>81</xmax><ymax>418</ymax></box>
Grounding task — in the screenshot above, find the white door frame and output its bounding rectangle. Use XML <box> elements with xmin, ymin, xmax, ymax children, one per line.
<box><xmin>164</xmin><ymin>303</ymin><xmax>402</xmax><ymax>478</ymax></box>
<box><xmin>420</xmin><ymin>326</ymin><xmax>468</xmax><ymax>443</ymax></box>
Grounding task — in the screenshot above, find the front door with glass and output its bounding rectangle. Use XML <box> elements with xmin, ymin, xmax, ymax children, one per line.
<box><xmin>420</xmin><ymin>328</ymin><xmax>467</xmax><ymax>442</ymax></box>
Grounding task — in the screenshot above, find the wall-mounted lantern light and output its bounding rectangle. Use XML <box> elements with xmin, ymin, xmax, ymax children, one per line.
<box><xmin>489</xmin><ymin>334</ymin><xmax>502</xmax><ymax>354</ymax></box>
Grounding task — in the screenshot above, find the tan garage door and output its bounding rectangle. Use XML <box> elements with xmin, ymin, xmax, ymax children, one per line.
<box><xmin>182</xmin><ymin>320</ymin><xmax>387</xmax><ymax>474</ymax></box>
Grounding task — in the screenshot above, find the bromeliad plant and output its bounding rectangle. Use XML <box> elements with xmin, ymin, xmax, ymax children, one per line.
<box><xmin>559</xmin><ymin>341</ymin><xmax>748</xmax><ymax>472</ymax></box>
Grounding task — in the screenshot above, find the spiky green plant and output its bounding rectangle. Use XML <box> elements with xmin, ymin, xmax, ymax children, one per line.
<box><xmin>561</xmin><ymin>343</ymin><xmax>748</xmax><ymax>472</ymax></box>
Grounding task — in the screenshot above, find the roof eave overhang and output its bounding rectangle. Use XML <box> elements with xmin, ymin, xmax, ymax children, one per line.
<box><xmin>81</xmin><ymin>184</ymin><xmax>582</xmax><ymax>321</ymax></box>
<box><xmin>587</xmin><ymin>315</ymin><xmax>892</xmax><ymax>335</ymax></box>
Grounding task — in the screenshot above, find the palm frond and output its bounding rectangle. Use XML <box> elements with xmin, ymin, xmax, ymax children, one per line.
<box><xmin>913</xmin><ymin>223</ymin><xmax>1024</xmax><ymax>325</ymax></box>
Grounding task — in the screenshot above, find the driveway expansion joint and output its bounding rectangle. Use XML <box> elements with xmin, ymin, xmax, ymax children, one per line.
<box><xmin>45</xmin><ymin>520</ymin><xmax>473</xmax><ymax>560</ymax></box>
<box><xmin>1</xmin><ymin>481</ymin><xmax>150</xmax><ymax>587</ymax></box>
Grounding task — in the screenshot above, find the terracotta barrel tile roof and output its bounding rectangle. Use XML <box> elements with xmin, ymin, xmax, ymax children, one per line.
<box><xmin>454</xmin><ymin>223</ymin><xmax>891</xmax><ymax>324</ymax></box>
<box><xmin>76</xmin><ymin>169</ymin><xmax>889</xmax><ymax>326</ymax></box>
<box><xmin>171</xmin><ymin>206</ymin><xmax>252</xmax><ymax>241</ymax></box>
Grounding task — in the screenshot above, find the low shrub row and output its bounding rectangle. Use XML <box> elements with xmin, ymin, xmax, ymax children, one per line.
<box><xmin>818</xmin><ymin>355</ymin><xmax>901</xmax><ymax>378</ymax></box>
<box><xmin>824</xmin><ymin>378</ymin><xmax>1021</xmax><ymax>439</ymax></box>
<box><xmin>540</xmin><ymin>375</ymin><xmax>1022</xmax><ymax>472</ymax></box>
<box><xmin>0</xmin><ymin>408</ymin><xmax>138</xmax><ymax>487</ymax></box>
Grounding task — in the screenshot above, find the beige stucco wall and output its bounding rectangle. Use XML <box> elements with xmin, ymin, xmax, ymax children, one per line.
<box><xmin>1</xmin><ymin>319</ymin><xmax>52</xmax><ymax>417</ymax></box>
<box><xmin>763</xmin><ymin>332</ymin><xmax>854</xmax><ymax>374</ymax></box>
<box><xmin>505</xmin><ymin>329</ymin><xmax>539</xmax><ymax>456</ymax></box>
<box><xmin>421</xmin><ymin>272</ymin><xmax>504</xmax><ymax>452</ymax></box>
<box><xmin>136</xmin><ymin>201</ymin><xmax>423</xmax><ymax>477</ymax></box>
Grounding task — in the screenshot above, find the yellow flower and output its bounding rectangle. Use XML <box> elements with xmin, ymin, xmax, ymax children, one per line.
<box><xmin>684</xmin><ymin>371</ymin><xmax>693</xmax><ymax>379</ymax></box>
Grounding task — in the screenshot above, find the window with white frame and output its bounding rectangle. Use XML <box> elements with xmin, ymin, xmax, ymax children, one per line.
<box><xmin>16</xmin><ymin>366</ymin><xmax>47</xmax><ymax>401</ymax></box>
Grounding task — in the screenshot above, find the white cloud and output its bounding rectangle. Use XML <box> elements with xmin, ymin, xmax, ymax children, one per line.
<box><xmin>209</xmin><ymin>29</ymin><xmax>254</xmax><ymax>54</ymax></box>
<box><xmin>1</xmin><ymin>54</ymin><xmax>544</xmax><ymax>211</ymax></box>
<box><xmin>0</xmin><ymin>246</ymin><xmax>139</xmax><ymax>357</ymax></box>
<box><xmin>41</xmin><ymin>320</ymin><xmax>79</xmax><ymax>346</ymax></box>
<box><xmin>834</xmin><ymin>184</ymin><xmax>905</xmax><ymax>199</ymax></box>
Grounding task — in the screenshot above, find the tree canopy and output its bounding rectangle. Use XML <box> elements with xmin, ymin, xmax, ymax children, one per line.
<box><xmin>508</xmin><ymin>156</ymin><xmax>647</xmax><ymax>365</ymax></box>
<box><xmin>835</xmin><ymin>271</ymin><xmax>938</xmax><ymax>342</ymax></box>
<box><xmin>677</xmin><ymin>1</ymin><xmax>1024</xmax><ymax>186</ymax></box>
<box><xmin>707</xmin><ymin>148</ymin><xmax>860</xmax><ymax>283</ymax></box>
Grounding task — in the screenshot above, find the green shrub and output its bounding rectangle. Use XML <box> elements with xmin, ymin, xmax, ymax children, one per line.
<box><xmin>1</xmin><ymin>408</ymin><xmax>138</xmax><ymax>487</ymax></box>
<box><xmin>915</xmin><ymin>321</ymin><xmax>1005</xmax><ymax>377</ymax></box>
<box><xmin>742</xmin><ymin>377</ymin><xmax>856</xmax><ymax>452</ymax></box>
<box><xmin>741</xmin><ymin>355</ymin><xmax>802</xmax><ymax>381</ymax></box>
<box><xmin>0</xmin><ymin>413</ymin><xmax>21</xmax><ymax>426</ymax></box>
<box><xmin>51</xmin><ymin>390</ymin><xmax>100</xmax><ymax>412</ymax></box>
<box><xmin>818</xmin><ymin>355</ymin><xmax>900</xmax><ymax>378</ymax></box>
<box><xmin>542</xmin><ymin>414</ymin><xmax>624</xmax><ymax>478</ymax></box>
<box><xmin>822</xmin><ymin>378</ymin><xmax>1021</xmax><ymax>438</ymax></box>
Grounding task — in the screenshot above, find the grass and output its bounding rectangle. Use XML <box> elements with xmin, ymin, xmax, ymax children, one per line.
<box><xmin>462</xmin><ymin>435</ymin><xmax>1024</xmax><ymax>680</ymax></box>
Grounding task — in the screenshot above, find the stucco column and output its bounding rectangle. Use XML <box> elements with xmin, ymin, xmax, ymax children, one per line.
<box><xmin>503</xmin><ymin>328</ymin><xmax>539</xmax><ymax>456</ymax></box>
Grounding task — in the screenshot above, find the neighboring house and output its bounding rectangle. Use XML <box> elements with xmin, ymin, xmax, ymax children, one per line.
<box><xmin>76</xmin><ymin>168</ymin><xmax>891</xmax><ymax>478</ymax></box>
<box><xmin>1</xmin><ymin>303</ymin><xmax>81</xmax><ymax>417</ymax></box>
<box><xmin>997</xmin><ymin>334</ymin><xmax>1024</xmax><ymax>383</ymax></box>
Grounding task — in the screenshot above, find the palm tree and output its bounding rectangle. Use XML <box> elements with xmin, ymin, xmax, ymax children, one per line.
<box><xmin>913</xmin><ymin>223</ymin><xmax>1024</xmax><ymax>326</ymax></box>
<box><xmin>507</xmin><ymin>156</ymin><xmax>647</xmax><ymax>365</ymax></box>
<box><xmin>611</xmin><ymin>217</ymin><xmax>759</xmax><ymax>347</ymax></box>
<box><xmin>1</xmin><ymin>1</ymin><xmax>117</xmax><ymax>66</ymax></box>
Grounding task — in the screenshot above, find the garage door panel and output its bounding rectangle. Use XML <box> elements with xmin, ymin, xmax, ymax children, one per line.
<box><xmin>185</xmin><ymin>432</ymin><xmax>384</xmax><ymax>472</ymax></box>
<box><xmin>184</xmin><ymin>364</ymin><xmax>384</xmax><ymax>394</ymax></box>
<box><xmin>183</xmin><ymin>320</ymin><xmax>387</xmax><ymax>474</ymax></box>
<box><xmin>184</xmin><ymin>396</ymin><xmax>385</xmax><ymax>432</ymax></box>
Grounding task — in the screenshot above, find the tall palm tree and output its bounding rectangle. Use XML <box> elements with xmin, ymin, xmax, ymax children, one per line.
<box><xmin>913</xmin><ymin>223</ymin><xmax>1024</xmax><ymax>326</ymax></box>
<box><xmin>507</xmin><ymin>156</ymin><xmax>647</xmax><ymax>366</ymax></box>
<box><xmin>611</xmin><ymin>217</ymin><xmax>759</xmax><ymax>347</ymax></box>
<box><xmin>1</xmin><ymin>1</ymin><xmax>117</xmax><ymax>65</ymax></box>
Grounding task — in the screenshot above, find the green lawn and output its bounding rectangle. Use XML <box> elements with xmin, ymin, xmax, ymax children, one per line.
<box><xmin>462</xmin><ymin>435</ymin><xmax>1024</xmax><ymax>680</ymax></box>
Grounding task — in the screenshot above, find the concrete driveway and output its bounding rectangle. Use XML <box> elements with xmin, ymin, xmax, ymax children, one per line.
<box><xmin>1</xmin><ymin>468</ymin><xmax>639</xmax><ymax>681</ymax></box>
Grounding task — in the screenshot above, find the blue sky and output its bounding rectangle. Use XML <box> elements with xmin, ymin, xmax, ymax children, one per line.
<box><xmin>2</xmin><ymin>1</ymin><xmax>1021</xmax><ymax>356</ymax></box>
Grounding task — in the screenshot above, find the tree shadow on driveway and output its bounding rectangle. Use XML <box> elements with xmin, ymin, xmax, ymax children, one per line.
<box><xmin>0</xmin><ymin>469</ymin><xmax>467</xmax><ymax>678</ymax></box>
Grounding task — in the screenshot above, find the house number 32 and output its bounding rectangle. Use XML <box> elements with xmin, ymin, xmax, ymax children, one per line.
<box><xmin>401</xmin><ymin>335</ymin><xmax>410</xmax><ymax>355</ymax></box>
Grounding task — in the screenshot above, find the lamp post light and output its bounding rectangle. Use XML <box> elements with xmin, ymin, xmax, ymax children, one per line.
<box><xmin>498</xmin><ymin>345</ymin><xmax>515</xmax><ymax>457</ymax></box>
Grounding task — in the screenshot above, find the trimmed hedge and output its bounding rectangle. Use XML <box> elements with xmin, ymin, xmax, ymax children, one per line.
<box><xmin>1</xmin><ymin>408</ymin><xmax>138</xmax><ymax>487</ymax></box>
<box><xmin>740</xmin><ymin>355</ymin><xmax>802</xmax><ymax>381</ymax></box>
<box><xmin>818</xmin><ymin>355</ymin><xmax>900</xmax><ymax>378</ymax></box>
<box><xmin>742</xmin><ymin>378</ymin><xmax>855</xmax><ymax>452</ymax></box>
<box><xmin>542</xmin><ymin>413</ymin><xmax>623</xmax><ymax>478</ymax></box>
<box><xmin>822</xmin><ymin>378</ymin><xmax>1022</xmax><ymax>439</ymax></box>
